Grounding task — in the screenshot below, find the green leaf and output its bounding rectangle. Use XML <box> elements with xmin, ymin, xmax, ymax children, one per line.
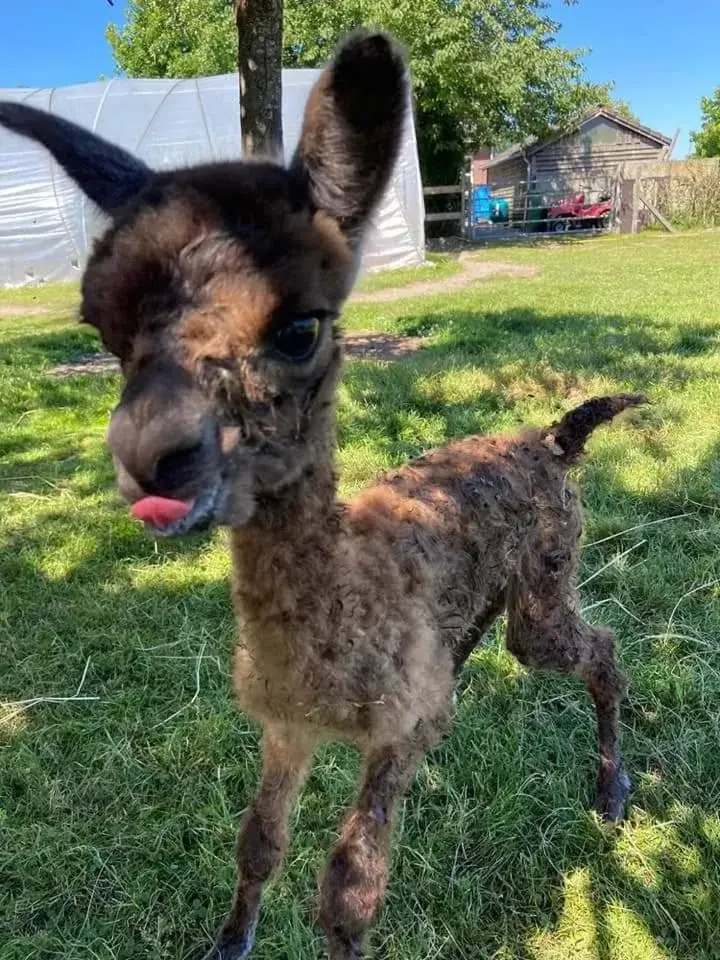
<box><xmin>107</xmin><ymin>0</ymin><xmax>629</xmax><ymax>184</ymax></box>
<box><xmin>691</xmin><ymin>86</ymin><xmax>720</xmax><ymax>158</ymax></box>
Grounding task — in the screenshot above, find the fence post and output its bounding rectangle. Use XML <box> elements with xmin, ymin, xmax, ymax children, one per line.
<box><xmin>617</xmin><ymin>178</ymin><xmax>639</xmax><ymax>234</ymax></box>
<box><xmin>460</xmin><ymin>171</ymin><xmax>468</xmax><ymax>237</ymax></box>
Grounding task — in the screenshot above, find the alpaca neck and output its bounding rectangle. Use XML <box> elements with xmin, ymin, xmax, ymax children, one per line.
<box><xmin>229</xmin><ymin>451</ymin><xmax>341</xmax><ymax>636</ymax></box>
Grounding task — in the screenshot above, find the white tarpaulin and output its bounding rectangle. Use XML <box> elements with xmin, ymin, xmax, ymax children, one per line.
<box><xmin>0</xmin><ymin>70</ymin><xmax>425</xmax><ymax>287</ymax></box>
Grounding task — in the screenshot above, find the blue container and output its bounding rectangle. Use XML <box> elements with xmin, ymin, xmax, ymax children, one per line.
<box><xmin>490</xmin><ymin>198</ymin><xmax>509</xmax><ymax>223</ymax></box>
<box><xmin>472</xmin><ymin>185</ymin><xmax>491</xmax><ymax>223</ymax></box>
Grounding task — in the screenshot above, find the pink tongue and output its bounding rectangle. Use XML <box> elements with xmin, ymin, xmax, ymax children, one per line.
<box><xmin>131</xmin><ymin>496</ymin><xmax>193</xmax><ymax>527</ymax></box>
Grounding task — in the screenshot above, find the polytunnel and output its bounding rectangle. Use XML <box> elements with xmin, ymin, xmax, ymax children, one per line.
<box><xmin>0</xmin><ymin>70</ymin><xmax>425</xmax><ymax>286</ymax></box>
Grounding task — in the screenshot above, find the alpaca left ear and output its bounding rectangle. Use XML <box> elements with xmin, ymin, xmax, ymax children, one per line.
<box><xmin>290</xmin><ymin>32</ymin><xmax>408</xmax><ymax>247</ymax></box>
<box><xmin>0</xmin><ymin>101</ymin><xmax>152</xmax><ymax>214</ymax></box>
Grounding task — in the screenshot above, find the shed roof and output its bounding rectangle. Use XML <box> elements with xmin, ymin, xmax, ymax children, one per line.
<box><xmin>478</xmin><ymin>107</ymin><xmax>672</xmax><ymax>170</ymax></box>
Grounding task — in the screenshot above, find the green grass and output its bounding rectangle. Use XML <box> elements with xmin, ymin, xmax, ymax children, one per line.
<box><xmin>1</xmin><ymin>232</ymin><xmax>720</xmax><ymax>960</ymax></box>
<box><xmin>354</xmin><ymin>253</ymin><xmax>460</xmax><ymax>293</ymax></box>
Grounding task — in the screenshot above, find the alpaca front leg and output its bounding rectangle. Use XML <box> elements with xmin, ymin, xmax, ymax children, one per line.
<box><xmin>319</xmin><ymin>744</ymin><xmax>421</xmax><ymax>960</ymax></box>
<box><xmin>203</xmin><ymin>729</ymin><xmax>313</xmax><ymax>960</ymax></box>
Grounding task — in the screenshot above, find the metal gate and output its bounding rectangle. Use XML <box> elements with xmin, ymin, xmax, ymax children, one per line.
<box><xmin>467</xmin><ymin>178</ymin><xmax>617</xmax><ymax>240</ymax></box>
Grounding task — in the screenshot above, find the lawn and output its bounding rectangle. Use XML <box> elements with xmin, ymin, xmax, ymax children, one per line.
<box><xmin>354</xmin><ymin>252</ymin><xmax>461</xmax><ymax>294</ymax></box>
<box><xmin>1</xmin><ymin>231</ymin><xmax>720</xmax><ymax>960</ymax></box>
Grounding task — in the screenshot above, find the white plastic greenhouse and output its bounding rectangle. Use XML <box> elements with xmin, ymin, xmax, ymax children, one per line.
<box><xmin>0</xmin><ymin>70</ymin><xmax>425</xmax><ymax>287</ymax></box>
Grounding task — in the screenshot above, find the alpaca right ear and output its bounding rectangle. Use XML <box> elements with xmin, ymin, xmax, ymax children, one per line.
<box><xmin>0</xmin><ymin>101</ymin><xmax>151</xmax><ymax>215</ymax></box>
<box><xmin>290</xmin><ymin>32</ymin><xmax>409</xmax><ymax>247</ymax></box>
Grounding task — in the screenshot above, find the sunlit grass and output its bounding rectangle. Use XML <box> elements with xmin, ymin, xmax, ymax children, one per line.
<box><xmin>1</xmin><ymin>232</ymin><xmax>719</xmax><ymax>959</ymax></box>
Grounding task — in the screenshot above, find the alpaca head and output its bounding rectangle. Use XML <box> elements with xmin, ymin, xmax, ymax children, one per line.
<box><xmin>0</xmin><ymin>34</ymin><xmax>408</xmax><ymax>534</ymax></box>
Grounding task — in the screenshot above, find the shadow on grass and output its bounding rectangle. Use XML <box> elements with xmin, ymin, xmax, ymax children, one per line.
<box><xmin>337</xmin><ymin>306</ymin><xmax>719</xmax><ymax>484</ymax></box>
<box><xmin>376</xmin><ymin>307</ymin><xmax>718</xmax><ymax>387</ymax></box>
<box><xmin>1</xmin><ymin>307</ymin><xmax>719</xmax><ymax>959</ymax></box>
<box><xmin>0</xmin><ymin>321</ymin><xmax>98</xmax><ymax>363</ymax></box>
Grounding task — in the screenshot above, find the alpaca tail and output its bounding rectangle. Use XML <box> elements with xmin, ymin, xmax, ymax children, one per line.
<box><xmin>542</xmin><ymin>394</ymin><xmax>648</xmax><ymax>464</ymax></box>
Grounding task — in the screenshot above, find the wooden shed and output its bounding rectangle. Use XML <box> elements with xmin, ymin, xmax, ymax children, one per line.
<box><xmin>473</xmin><ymin>107</ymin><xmax>673</xmax><ymax>222</ymax></box>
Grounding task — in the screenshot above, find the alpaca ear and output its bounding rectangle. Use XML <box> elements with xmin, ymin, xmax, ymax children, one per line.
<box><xmin>291</xmin><ymin>32</ymin><xmax>409</xmax><ymax>246</ymax></box>
<box><xmin>0</xmin><ymin>101</ymin><xmax>151</xmax><ymax>215</ymax></box>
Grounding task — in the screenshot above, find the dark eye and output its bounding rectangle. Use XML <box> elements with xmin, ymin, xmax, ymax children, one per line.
<box><xmin>271</xmin><ymin>316</ymin><xmax>321</xmax><ymax>363</ymax></box>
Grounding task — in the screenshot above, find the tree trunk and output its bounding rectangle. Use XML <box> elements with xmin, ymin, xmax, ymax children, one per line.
<box><xmin>235</xmin><ymin>0</ymin><xmax>284</xmax><ymax>159</ymax></box>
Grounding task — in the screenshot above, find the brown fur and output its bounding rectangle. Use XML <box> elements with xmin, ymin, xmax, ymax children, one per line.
<box><xmin>223</xmin><ymin>397</ymin><xmax>645</xmax><ymax>960</ymax></box>
<box><xmin>0</xmin><ymin>33</ymin><xmax>645</xmax><ymax>960</ymax></box>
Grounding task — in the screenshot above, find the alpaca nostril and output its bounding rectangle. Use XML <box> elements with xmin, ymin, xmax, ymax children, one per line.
<box><xmin>152</xmin><ymin>441</ymin><xmax>208</xmax><ymax>495</ymax></box>
<box><xmin>114</xmin><ymin>456</ymin><xmax>145</xmax><ymax>504</ymax></box>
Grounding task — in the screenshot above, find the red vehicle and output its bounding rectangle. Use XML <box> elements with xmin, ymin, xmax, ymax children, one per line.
<box><xmin>546</xmin><ymin>192</ymin><xmax>613</xmax><ymax>232</ymax></box>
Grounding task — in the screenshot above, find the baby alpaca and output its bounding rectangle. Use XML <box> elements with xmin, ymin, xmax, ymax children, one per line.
<box><xmin>1</xmin><ymin>33</ymin><xmax>642</xmax><ymax>960</ymax></box>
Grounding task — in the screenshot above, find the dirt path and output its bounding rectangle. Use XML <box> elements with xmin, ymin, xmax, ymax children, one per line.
<box><xmin>50</xmin><ymin>330</ymin><xmax>427</xmax><ymax>377</ymax></box>
<box><xmin>343</xmin><ymin>332</ymin><xmax>426</xmax><ymax>361</ymax></box>
<box><xmin>8</xmin><ymin>254</ymin><xmax>536</xmax><ymax>321</ymax></box>
<box><xmin>46</xmin><ymin>254</ymin><xmax>536</xmax><ymax>374</ymax></box>
<box><xmin>351</xmin><ymin>253</ymin><xmax>536</xmax><ymax>303</ymax></box>
<box><xmin>51</xmin><ymin>354</ymin><xmax>119</xmax><ymax>378</ymax></box>
<box><xmin>0</xmin><ymin>305</ymin><xmax>51</xmax><ymax>317</ymax></box>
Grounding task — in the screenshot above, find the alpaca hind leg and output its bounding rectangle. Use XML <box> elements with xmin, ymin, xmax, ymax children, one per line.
<box><xmin>507</xmin><ymin>588</ymin><xmax>630</xmax><ymax>822</ymax></box>
<box><xmin>576</xmin><ymin>625</ymin><xmax>631</xmax><ymax>821</ymax></box>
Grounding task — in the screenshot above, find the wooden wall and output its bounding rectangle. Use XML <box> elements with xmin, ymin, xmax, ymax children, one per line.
<box><xmin>530</xmin><ymin>117</ymin><xmax>667</xmax><ymax>201</ymax></box>
<box><xmin>621</xmin><ymin>157</ymin><xmax>720</xmax><ymax>181</ymax></box>
<box><xmin>480</xmin><ymin>117</ymin><xmax>670</xmax><ymax>226</ymax></box>
<box><xmin>485</xmin><ymin>155</ymin><xmax>527</xmax><ymax>216</ymax></box>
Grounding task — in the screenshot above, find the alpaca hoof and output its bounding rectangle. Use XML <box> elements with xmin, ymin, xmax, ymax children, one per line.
<box><xmin>326</xmin><ymin>931</ymin><xmax>363</xmax><ymax>960</ymax></box>
<box><xmin>202</xmin><ymin>915</ymin><xmax>258</xmax><ymax>960</ymax></box>
<box><xmin>596</xmin><ymin>764</ymin><xmax>631</xmax><ymax>823</ymax></box>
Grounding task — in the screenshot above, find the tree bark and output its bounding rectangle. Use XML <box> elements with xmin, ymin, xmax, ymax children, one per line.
<box><xmin>235</xmin><ymin>0</ymin><xmax>284</xmax><ymax>159</ymax></box>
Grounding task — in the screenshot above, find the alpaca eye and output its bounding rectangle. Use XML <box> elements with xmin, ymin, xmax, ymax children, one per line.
<box><xmin>272</xmin><ymin>316</ymin><xmax>321</xmax><ymax>363</ymax></box>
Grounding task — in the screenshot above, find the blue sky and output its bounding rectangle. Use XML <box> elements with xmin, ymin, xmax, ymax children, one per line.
<box><xmin>0</xmin><ymin>0</ymin><xmax>717</xmax><ymax>158</ymax></box>
<box><xmin>549</xmin><ymin>0</ymin><xmax>719</xmax><ymax>157</ymax></box>
<box><xmin>0</xmin><ymin>2</ymin><xmax>123</xmax><ymax>87</ymax></box>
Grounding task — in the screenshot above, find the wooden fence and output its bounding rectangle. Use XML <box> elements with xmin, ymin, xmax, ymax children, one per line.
<box><xmin>422</xmin><ymin>184</ymin><xmax>466</xmax><ymax>227</ymax></box>
<box><xmin>618</xmin><ymin>158</ymin><xmax>720</xmax><ymax>232</ymax></box>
